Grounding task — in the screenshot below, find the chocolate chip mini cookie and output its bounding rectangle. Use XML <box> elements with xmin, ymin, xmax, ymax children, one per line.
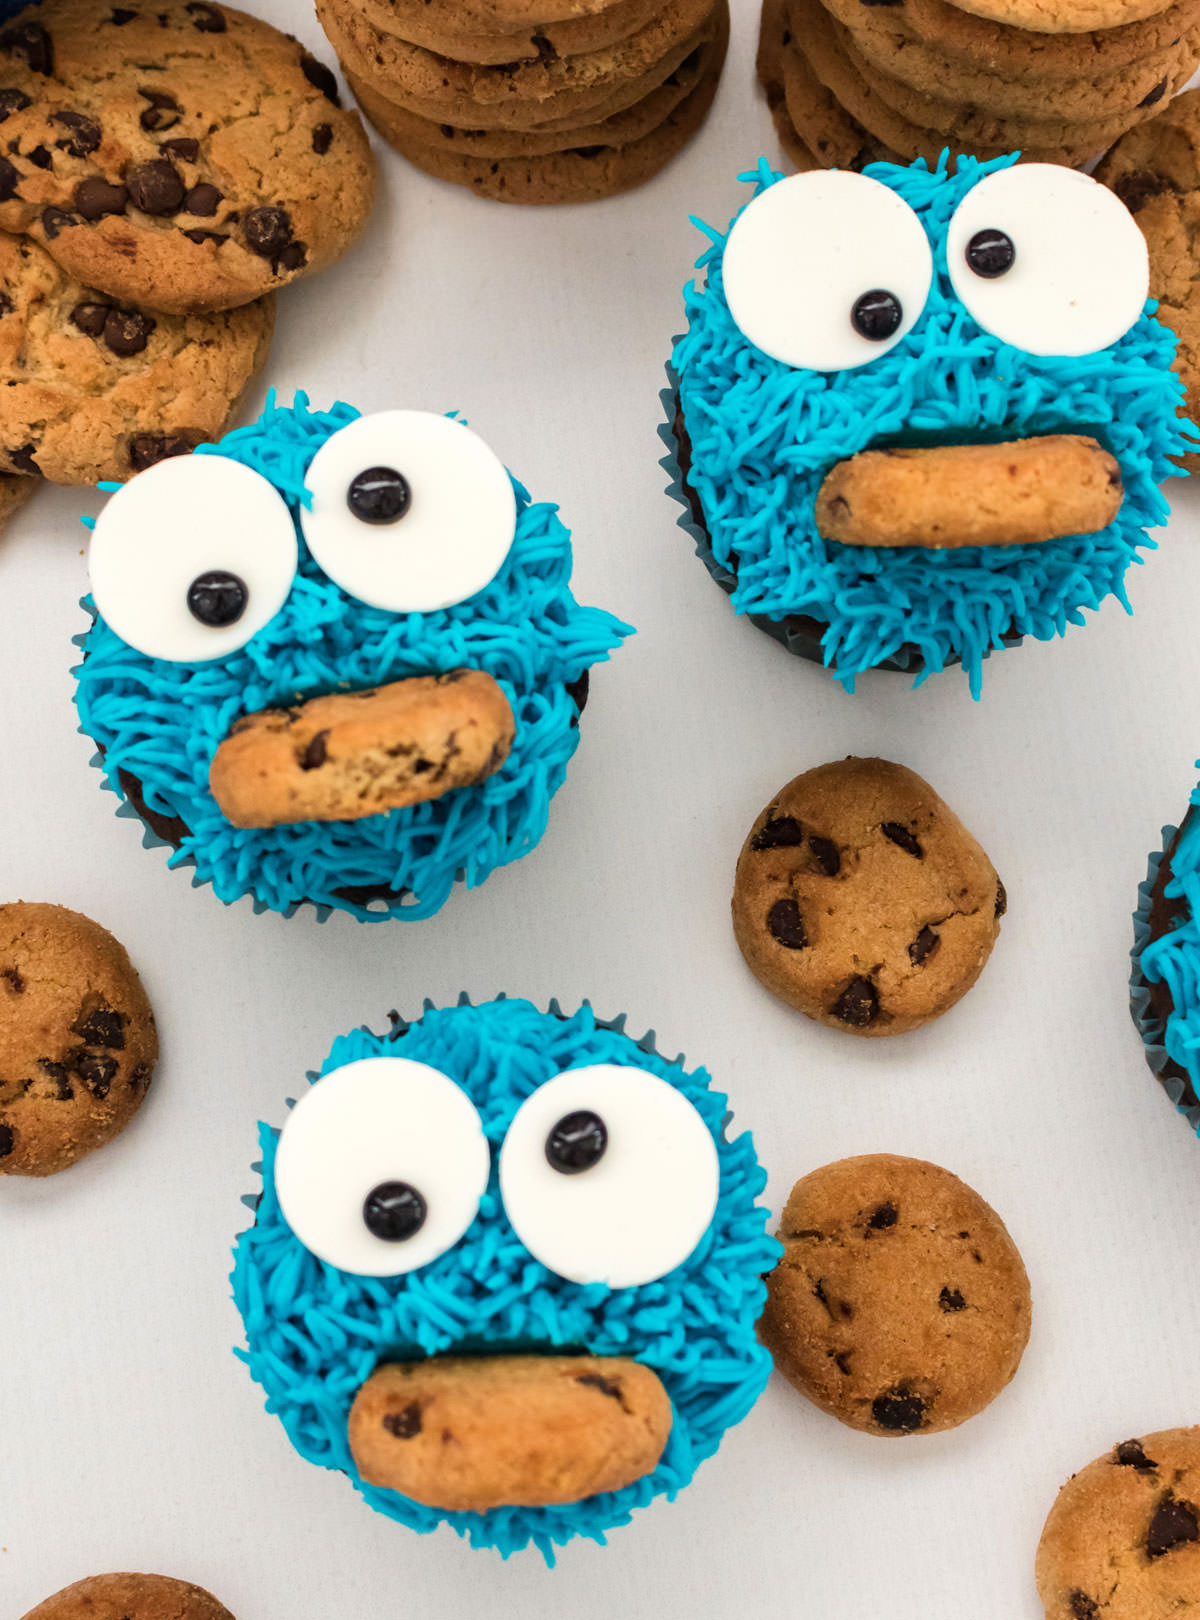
<box><xmin>0</xmin><ymin>0</ymin><xmax>375</xmax><ymax>313</ymax></box>
<box><xmin>21</xmin><ymin>1574</ymin><xmax>233</xmax><ymax>1620</ymax></box>
<box><xmin>732</xmin><ymin>758</ymin><xmax>1005</xmax><ymax>1037</ymax></box>
<box><xmin>0</xmin><ymin>234</ymin><xmax>272</xmax><ymax>484</ymax></box>
<box><xmin>0</xmin><ymin>901</ymin><xmax>157</xmax><ymax>1176</ymax></box>
<box><xmin>760</xmin><ymin>1154</ymin><xmax>1032</xmax><ymax>1435</ymax></box>
<box><xmin>1036</xmin><ymin>1429</ymin><xmax>1200</xmax><ymax>1617</ymax></box>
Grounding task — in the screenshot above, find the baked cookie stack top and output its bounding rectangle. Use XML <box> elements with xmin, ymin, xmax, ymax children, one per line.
<box><xmin>317</xmin><ymin>0</ymin><xmax>730</xmax><ymax>203</ymax></box>
<box><xmin>758</xmin><ymin>0</ymin><xmax>1200</xmax><ymax>173</ymax></box>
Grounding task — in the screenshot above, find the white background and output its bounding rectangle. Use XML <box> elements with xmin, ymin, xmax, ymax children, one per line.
<box><xmin>4</xmin><ymin>5</ymin><xmax>1200</xmax><ymax>1616</ymax></box>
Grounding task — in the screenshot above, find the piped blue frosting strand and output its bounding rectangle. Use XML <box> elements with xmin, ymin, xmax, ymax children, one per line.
<box><xmin>1134</xmin><ymin>794</ymin><xmax>1200</xmax><ymax>1137</ymax></box>
<box><xmin>74</xmin><ymin>393</ymin><xmax>631</xmax><ymax>922</ymax></box>
<box><xmin>231</xmin><ymin>997</ymin><xmax>780</xmax><ymax>1561</ymax></box>
<box><xmin>673</xmin><ymin>154</ymin><xmax>1193</xmax><ymax>696</ymax></box>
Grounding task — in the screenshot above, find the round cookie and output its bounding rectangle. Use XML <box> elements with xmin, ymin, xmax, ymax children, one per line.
<box><xmin>758</xmin><ymin>0</ymin><xmax>898</xmax><ymax>170</ymax></box>
<box><xmin>0</xmin><ymin>234</ymin><xmax>272</xmax><ymax>484</ymax></box>
<box><xmin>0</xmin><ymin>901</ymin><xmax>157</xmax><ymax>1176</ymax></box>
<box><xmin>355</xmin><ymin>0</ymin><xmax>666</xmax><ymax>66</ymax></box>
<box><xmin>732</xmin><ymin>758</ymin><xmax>1005</xmax><ymax>1037</ymax></box>
<box><xmin>943</xmin><ymin>0</ymin><xmax>1173</xmax><ymax>38</ymax></box>
<box><xmin>0</xmin><ymin>0</ymin><xmax>375</xmax><ymax>314</ymax></box>
<box><xmin>21</xmin><ymin>1574</ymin><xmax>233</xmax><ymax>1620</ymax></box>
<box><xmin>1036</xmin><ymin>1429</ymin><xmax>1200</xmax><ymax>1617</ymax></box>
<box><xmin>760</xmin><ymin>1154</ymin><xmax>1032</xmax><ymax>1436</ymax></box>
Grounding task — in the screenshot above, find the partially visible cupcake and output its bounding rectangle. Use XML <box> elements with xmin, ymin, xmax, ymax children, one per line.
<box><xmin>663</xmin><ymin>154</ymin><xmax>1190</xmax><ymax>695</ymax></box>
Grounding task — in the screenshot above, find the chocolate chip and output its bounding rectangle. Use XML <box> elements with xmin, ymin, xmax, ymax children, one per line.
<box><xmin>311</xmin><ymin>122</ymin><xmax>332</xmax><ymax>155</ymax></box>
<box><xmin>1140</xmin><ymin>75</ymin><xmax>1168</xmax><ymax>107</ymax></box>
<box><xmin>1115</xmin><ymin>1438</ymin><xmax>1157</xmax><ymax>1471</ymax></box>
<box><xmin>185</xmin><ymin>1</ymin><xmax>226</xmax><ymax>29</ymax></box>
<box><xmin>103</xmin><ymin>307</ymin><xmax>155</xmax><ymax>356</ymax></box>
<box><xmin>183</xmin><ymin>181</ymin><xmax>220</xmax><ymax>215</ymax></box>
<box><xmin>0</xmin><ymin>88</ymin><xmax>30</xmax><ymax>120</ymax></box>
<box><xmin>0</xmin><ymin>1122</ymin><xmax>12</xmax><ymax>1157</ymax></box>
<box><xmin>1069</xmin><ymin>1594</ymin><xmax>1098</xmax><ymax>1620</ymax></box>
<box><xmin>867</xmin><ymin>1202</ymin><xmax>897</xmax><ymax>1229</ymax></box>
<box><xmin>533</xmin><ymin>33</ymin><xmax>557</xmax><ymax>60</ymax></box>
<box><xmin>909</xmin><ymin>925</ymin><xmax>940</xmax><ymax>965</ymax></box>
<box><xmin>27</xmin><ymin>144</ymin><xmax>50</xmax><ymax>169</ymax></box>
<box><xmin>1</xmin><ymin>22</ymin><xmax>54</xmax><ymax>75</ymax></box>
<box><xmin>872</xmin><ymin>1387</ymin><xmax>926</xmax><ymax>1432</ymax></box>
<box><xmin>71</xmin><ymin>300</ymin><xmax>110</xmax><ymax>335</ymax></box>
<box><xmin>107</xmin><ymin>7</ymin><xmax>138</xmax><ymax>20</ymax></box>
<box><xmin>1112</xmin><ymin>168</ymin><xmax>1168</xmax><ymax>214</ymax></box>
<box><xmin>995</xmin><ymin>880</ymin><xmax>1007</xmax><ymax>919</ymax></box>
<box><xmin>382</xmin><ymin>1403</ymin><xmax>422</xmax><ymax>1439</ymax></box>
<box><xmin>160</xmin><ymin>136</ymin><xmax>199</xmax><ymax>162</ymax></box>
<box><xmin>41</xmin><ymin>206</ymin><xmax>77</xmax><ymax>239</ymax></box>
<box><xmin>833</xmin><ymin>975</ymin><xmax>878</xmax><ymax>1027</ymax></box>
<box><xmin>300</xmin><ymin>53</ymin><xmax>340</xmax><ymax>104</ymax></box>
<box><xmin>881</xmin><ymin>821</ymin><xmax>923</xmax><ymax>858</ymax></box>
<box><xmin>126</xmin><ymin>158</ymin><xmax>184</xmax><ymax>214</ymax></box>
<box><xmin>1</xmin><ymin>965</ymin><xmax>23</xmax><ymax>991</ymax></box>
<box><xmin>834</xmin><ymin>1351</ymin><xmax>852</xmax><ymax>1375</ymax></box>
<box><xmin>1147</xmin><ymin>1495</ymin><xmax>1199</xmax><ymax>1557</ymax></box>
<box><xmin>182</xmin><ymin>228</ymin><xmax>227</xmax><ymax>244</ymax></box>
<box><xmin>52</xmin><ymin>111</ymin><xmax>101</xmax><ymax>155</ymax></box>
<box><xmin>809</xmin><ymin>834</ymin><xmax>840</xmax><ymax>876</ymax></box>
<box><xmin>939</xmin><ymin>1287</ymin><xmax>965</xmax><ymax>1312</ymax></box>
<box><xmin>752</xmin><ymin>814</ymin><xmax>804</xmax><ymax>850</ymax></box>
<box><xmin>74</xmin><ymin>178</ymin><xmax>128</xmax><ymax>219</ymax></box>
<box><xmin>300</xmin><ymin>730</ymin><xmax>328</xmax><ymax>770</ymax></box>
<box><xmin>71</xmin><ymin>1050</ymin><xmax>117</xmax><ymax>1097</ymax></box>
<box><xmin>130</xmin><ymin>1061</ymin><xmax>150</xmax><ymax>1090</ymax></box>
<box><xmin>128</xmin><ymin>431</ymin><xmax>198</xmax><ymax>470</ymax></box>
<box><xmin>9</xmin><ymin>442</ymin><xmax>38</xmax><ymax>473</ymax></box>
<box><xmin>768</xmin><ymin>897</ymin><xmax>807</xmax><ymax>949</ymax></box>
<box><xmin>72</xmin><ymin>1004</ymin><xmax>126</xmax><ymax>1049</ymax></box>
<box><xmin>38</xmin><ymin>1059</ymin><xmax>73</xmax><ymax>1100</ymax></box>
<box><xmin>576</xmin><ymin>1373</ymin><xmax>624</xmax><ymax>1401</ymax></box>
<box><xmin>277</xmin><ymin>239</ymin><xmax>307</xmax><ymax>272</ymax></box>
<box><xmin>139</xmin><ymin>88</ymin><xmax>181</xmax><ymax>131</ymax></box>
<box><xmin>0</xmin><ymin>156</ymin><xmax>17</xmax><ymax>201</ymax></box>
<box><xmin>242</xmin><ymin>204</ymin><xmax>292</xmax><ymax>259</ymax></box>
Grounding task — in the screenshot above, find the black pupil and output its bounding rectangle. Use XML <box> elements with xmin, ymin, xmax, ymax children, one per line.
<box><xmin>362</xmin><ymin>1180</ymin><xmax>427</xmax><ymax>1241</ymax></box>
<box><xmin>966</xmin><ymin>227</ymin><xmax>1015</xmax><ymax>279</ymax></box>
<box><xmin>186</xmin><ymin>569</ymin><xmax>247</xmax><ymax>627</ymax></box>
<box><xmin>851</xmin><ymin>289</ymin><xmax>903</xmax><ymax>343</ymax></box>
<box><xmin>545</xmin><ymin>1110</ymin><xmax>607</xmax><ymax>1175</ymax></box>
<box><xmin>347</xmin><ymin>465</ymin><xmax>411</xmax><ymax>525</ymax></box>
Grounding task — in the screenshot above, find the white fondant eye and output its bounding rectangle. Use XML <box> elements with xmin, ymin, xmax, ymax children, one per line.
<box><xmin>299</xmin><ymin>410</ymin><xmax>518</xmax><ymax>612</ymax></box>
<box><xmin>274</xmin><ymin>1057</ymin><xmax>490</xmax><ymax>1277</ymax></box>
<box><xmin>88</xmin><ymin>455</ymin><xmax>298</xmax><ymax>663</ymax></box>
<box><xmin>498</xmin><ymin>1065</ymin><xmax>720</xmax><ymax>1288</ymax></box>
<box><xmin>946</xmin><ymin>164</ymin><xmax>1149</xmax><ymax>357</ymax></box>
<box><xmin>721</xmin><ymin>170</ymin><xmax>933</xmax><ymax>372</ymax></box>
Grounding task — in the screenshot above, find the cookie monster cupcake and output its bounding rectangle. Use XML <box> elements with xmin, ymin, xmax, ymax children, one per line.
<box><xmin>663</xmin><ymin>154</ymin><xmax>1192</xmax><ymax>694</ymax></box>
<box><xmin>75</xmin><ymin>393</ymin><xmax>630</xmax><ymax>921</ymax></box>
<box><xmin>232</xmin><ymin>996</ymin><xmax>778</xmax><ymax>1559</ymax></box>
<box><xmin>1131</xmin><ymin>778</ymin><xmax>1200</xmax><ymax>1138</ymax></box>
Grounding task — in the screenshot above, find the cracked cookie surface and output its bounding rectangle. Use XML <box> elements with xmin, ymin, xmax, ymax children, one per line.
<box><xmin>1036</xmin><ymin>1428</ymin><xmax>1200</xmax><ymax>1617</ymax></box>
<box><xmin>0</xmin><ymin>233</ymin><xmax>272</xmax><ymax>483</ymax></box>
<box><xmin>21</xmin><ymin>1573</ymin><xmax>234</xmax><ymax>1620</ymax></box>
<box><xmin>0</xmin><ymin>900</ymin><xmax>157</xmax><ymax>1176</ymax></box>
<box><xmin>0</xmin><ymin>0</ymin><xmax>375</xmax><ymax>313</ymax></box>
<box><xmin>732</xmin><ymin>756</ymin><xmax>1004</xmax><ymax>1037</ymax></box>
<box><xmin>760</xmin><ymin>1154</ymin><xmax>1032</xmax><ymax>1436</ymax></box>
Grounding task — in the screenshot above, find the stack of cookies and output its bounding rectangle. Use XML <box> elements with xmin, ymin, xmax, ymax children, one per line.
<box><xmin>758</xmin><ymin>0</ymin><xmax>1200</xmax><ymax>173</ymax></box>
<box><xmin>0</xmin><ymin>0</ymin><xmax>374</xmax><ymax>524</ymax></box>
<box><xmin>316</xmin><ymin>0</ymin><xmax>730</xmax><ymax>203</ymax></box>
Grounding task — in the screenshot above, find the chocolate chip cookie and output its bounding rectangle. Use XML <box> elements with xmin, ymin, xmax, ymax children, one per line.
<box><xmin>760</xmin><ymin>1154</ymin><xmax>1032</xmax><ymax>1436</ymax></box>
<box><xmin>21</xmin><ymin>1574</ymin><xmax>234</xmax><ymax>1620</ymax></box>
<box><xmin>732</xmin><ymin>758</ymin><xmax>1005</xmax><ymax>1037</ymax></box>
<box><xmin>0</xmin><ymin>233</ymin><xmax>272</xmax><ymax>484</ymax></box>
<box><xmin>357</xmin><ymin>0</ymin><xmax>665</xmax><ymax>66</ymax></box>
<box><xmin>0</xmin><ymin>901</ymin><xmax>157</xmax><ymax>1176</ymax></box>
<box><xmin>0</xmin><ymin>0</ymin><xmax>375</xmax><ymax>314</ymax></box>
<box><xmin>1036</xmin><ymin>1429</ymin><xmax>1200</xmax><ymax>1617</ymax></box>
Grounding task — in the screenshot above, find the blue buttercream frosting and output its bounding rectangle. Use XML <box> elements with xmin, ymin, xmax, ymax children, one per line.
<box><xmin>1135</xmin><ymin>796</ymin><xmax>1200</xmax><ymax>1137</ymax></box>
<box><xmin>74</xmin><ymin>393</ymin><xmax>631</xmax><ymax>921</ymax></box>
<box><xmin>672</xmin><ymin>155</ymin><xmax>1192</xmax><ymax>695</ymax></box>
<box><xmin>231</xmin><ymin>997</ymin><xmax>780</xmax><ymax>1560</ymax></box>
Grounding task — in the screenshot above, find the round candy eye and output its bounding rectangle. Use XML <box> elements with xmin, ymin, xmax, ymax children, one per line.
<box><xmin>88</xmin><ymin>455</ymin><xmax>298</xmax><ymax>663</ymax></box>
<box><xmin>946</xmin><ymin>164</ymin><xmax>1149</xmax><ymax>357</ymax></box>
<box><xmin>299</xmin><ymin>410</ymin><xmax>518</xmax><ymax>612</ymax></box>
<box><xmin>273</xmin><ymin>1057</ymin><xmax>490</xmax><ymax>1277</ymax></box>
<box><xmin>498</xmin><ymin>1065</ymin><xmax>721</xmax><ymax>1288</ymax></box>
<box><xmin>721</xmin><ymin>170</ymin><xmax>934</xmax><ymax>372</ymax></box>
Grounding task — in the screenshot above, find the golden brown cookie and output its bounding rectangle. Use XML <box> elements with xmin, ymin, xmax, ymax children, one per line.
<box><xmin>355</xmin><ymin>0</ymin><xmax>665</xmax><ymax>65</ymax></box>
<box><xmin>0</xmin><ymin>234</ymin><xmax>272</xmax><ymax>485</ymax></box>
<box><xmin>20</xmin><ymin>1573</ymin><xmax>233</xmax><ymax>1620</ymax></box>
<box><xmin>348</xmin><ymin>1355</ymin><xmax>672</xmax><ymax>1510</ymax></box>
<box><xmin>1036</xmin><ymin>1429</ymin><xmax>1200</xmax><ymax>1618</ymax></box>
<box><xmin>0</xmin><ymin>0</ymin><xmax>375</xmax><ymax>314</ymax></box>
<box><xmin>0</xmin><ymin>901</ymin><xmax>157</xmax><ymax>1177</ymax></box>
<box><xmin>760</xmin><ymin>1154</ymin><xmax>1032</xmax><ymax>1436</ymax></box>
<box><xmin>0</xmin><ymin>468</ymin><xmax>38</xmax><ymax>529</ymax></box>
<box><xmin>1097</xmin><ymin>89</ymin><xmax>1200</xmax><ymax>474</ymax></box>
<box><xmin>945</xmin><ymin>0</ymin><xmax>1173</xmax><ymax>38</ymax></box>
<box><xmin>208</xmin><ymin>669</ymin><xmax>516</xmax><ymax>828</ymax></box>
<box><xmin>815</xmin><ymin>437</ymin><xmax>1123</xmax><ymax>549</ymax></box>
<box><xmin>732</xmin><ymin>758</ymin><xmax>1005</xmax><ymax>1037</ymax></box>
<box><xmin>758</xmin><ymin>0</ymin><xmax>896</xmax><ymax>170</ymax></box>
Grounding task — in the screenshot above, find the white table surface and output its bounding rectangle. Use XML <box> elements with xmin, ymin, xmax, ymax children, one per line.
<box><xmin>4</xmin><ymin>5</ymin><xmax>1200</xmax><ymax>1616</ymax></box>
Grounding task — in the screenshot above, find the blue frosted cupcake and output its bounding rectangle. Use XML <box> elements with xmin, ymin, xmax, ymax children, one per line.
<box><xmin>1132</xmin><ymin>790</ymin><xmax>1200</xmax><ymax>1138</ymax></box>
